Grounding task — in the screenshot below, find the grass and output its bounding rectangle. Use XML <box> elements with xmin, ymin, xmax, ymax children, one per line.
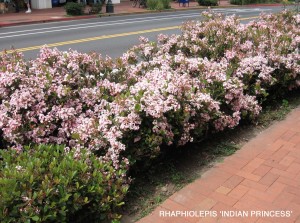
<box><xmin>121</xmin><ymin>90</ymin><xmax>300</xmax><ymax>222</ymax></box>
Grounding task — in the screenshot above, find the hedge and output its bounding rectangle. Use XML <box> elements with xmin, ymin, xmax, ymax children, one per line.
<box><xmin>0</xmin><ymin>145</ymin><xmax>128</xmax><ymax>222</ymax></box>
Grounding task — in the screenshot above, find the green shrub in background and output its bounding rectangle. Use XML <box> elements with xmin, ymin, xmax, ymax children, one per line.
<box><xmin>156</xmin><ymin>0</ymin><xmax>164</xmax><ymax>10</ymax></box>
<box><xmin>161</xmin><ymin>0</ymin><xmax>171</xmax><ymax>9</ymax></box>
<box><xmin>146</xmin><ymin>0</ymin><xmax>170</xmax><ymax>10</ymax></box>
<box><xmin>229</xmin><ymin>0</ymin><xmax>251</xmax><ymax>5</ymax></box>
<box><xmin>89</xmin><ymin>2</ymin><xmax>102</xmax><ymax>14</ymax></box>
<box><xmin>146</xmin><ymin>0</ymin><xmax>158</xmax><ymax>9</ymax></box>
<box><xmin>230</xmin><ymin>0</ymin><xmax>242</xmax><ymax>4</ymax></box>
<box><xmin>0</xmin><ymin>145</ymin><xmax>129</xmax><ymax>223</ymax></box>
<box><xmin>64</xmin><ymin>2</ymin><xmax>85</xmax><ymax>15</ymax></box>
<box><xmin>197</xmin><ymin>0</ymin><xmax>218</xmax><ymax>6</ymax></box>
<box><xmin>11</xmin><ymin>0</ymin><xmax>26</xmax><ymax>9</ymax></box>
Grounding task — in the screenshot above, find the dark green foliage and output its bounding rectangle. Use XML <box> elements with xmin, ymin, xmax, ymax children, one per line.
<box><xmin>89</xmin><ymin>3</ymin><xmax>102</xmax><ymax>14</ymax></box>
<box><xmin>146</xmin><ymin>0</ymin><xmax>158</xmax><ymax>10</ymax></box>
<box><xmin>197</xmin><ymin>0</ymin><xmax>218</xmax><ymax>6</ymax></box>
<box><xmin>0</xmin><ymin>145</ymin><xmax>129</xmax><ymax>223</ymax></box>
<box><xmin>64</xmin><ymin>2</ymin><xmax>85</xmax><ymax>16</ymax></box>
<box><xmin>161</xmin><ymin>0</ymin><xmax>171</xmax><ymax>9</ymax></box>
<box><xmin>146</xmin><ymin>0</ymin><xmax>171</xmax><ymax>10</ymax></box>
<box><xmin>230</xmin><ymin>0</ymin><xmax>243</xmax><ymax>4</ymax></box>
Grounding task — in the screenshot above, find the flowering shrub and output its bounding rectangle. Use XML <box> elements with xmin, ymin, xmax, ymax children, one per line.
<box><xmin>0</xmin><ymin>144</ymin><xmax>129</xmax><ymax>223</ymax></box>
<box><xmin>0</xmin><ymin>11</ymin><xmax>299</xmax><ymax>164</ymax></box>
<box><xmin>0</xmin><ymin>49</ymin><xmax>137</xmax><ymax>167</ymax></box>
<box><xmin>124</xmin><ymin>11</ymin><xmax>299</xmax><ymax>148</ymax></box>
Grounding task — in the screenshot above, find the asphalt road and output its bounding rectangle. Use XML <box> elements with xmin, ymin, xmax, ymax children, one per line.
<box><xmin>0</xmin><ymin>6</ymin><xmax>285</xmax><ymax>60</ymax></box>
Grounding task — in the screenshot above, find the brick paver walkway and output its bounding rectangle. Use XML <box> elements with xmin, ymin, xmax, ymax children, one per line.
<box><xmin>138</xmin><ymin>107</ymin><xmax>300</xmax><ymax>223</ymax></box>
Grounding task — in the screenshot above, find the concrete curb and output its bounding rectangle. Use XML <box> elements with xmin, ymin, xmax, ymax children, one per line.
<box><xmin>0</xmin><ymin>14</ymin><xmax>99</xmax><ymax>27</ymax></box>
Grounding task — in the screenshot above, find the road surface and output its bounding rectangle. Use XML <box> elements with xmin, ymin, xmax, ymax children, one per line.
<box><xmin>0</xmin><ymin>6</ymin><xmax>285</xmax><ymax>59</ymax></box>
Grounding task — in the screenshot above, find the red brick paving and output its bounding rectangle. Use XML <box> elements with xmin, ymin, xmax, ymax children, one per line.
<box><xmin>137</xmin><ymin>107</ymin><xmax>300</xmax><ymax>223</ymax></box>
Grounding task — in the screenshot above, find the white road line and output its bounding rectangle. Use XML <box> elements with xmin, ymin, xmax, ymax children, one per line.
<box><xmin>2</xmin><ymin>8</ymin><xmax>265</xmax><ymax>38</ymax></box>
<box><xmin>212</xmin><ymin>8</ymin><xmax>271</xmax><ymax>12</ymax></box>
<box><xmin>0</xmin><ymin>12</ymin><xmax>206</xmax><ymax>37</ymax></box>
<box><xmin>0</xmin><ymin>8</ymin><xmax>274</xmax><ymax>40</ymax></box>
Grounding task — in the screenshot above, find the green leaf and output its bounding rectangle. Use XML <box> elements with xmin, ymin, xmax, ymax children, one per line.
<box><xmin>45</xmin><ymin>72</ymin><xmax>52</xmax><ymax>82</ymax></box>
<box><xmin>71</xmin><ymin>133</ymin><xmax>80</xmax><ymax>140</ymax></box>
<box><xmin>32</xmin><ymin>216</ymin><xmax>40</xmax><ymax>221</ymax></box>
<box><xmin>29</xmin><ymin>175</ymin><xmax>34</xmax><ymax>184</ymax></box>
<box><xmin>33</xmin><ymin>192</ymin><xmax>38</xmax><ymax>199</ymax></box>
<box><xmin>116</xmin><ymin>202</ymin><xmax>125</xmax><ymax>206</ymax></box>
<box><xmin>134</xmin><ymin>103</ymin><xmax>141</xmax><ymax>112</ymax></box>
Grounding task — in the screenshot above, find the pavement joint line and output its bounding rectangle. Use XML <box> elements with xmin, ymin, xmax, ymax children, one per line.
<box><xmin>1</xmin><ymin>16</ymin><xmax>259</xmax><ymax>54</ymax></box>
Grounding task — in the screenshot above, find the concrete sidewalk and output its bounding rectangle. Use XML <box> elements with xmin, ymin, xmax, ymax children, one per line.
<box><xmin>0</xmin><ymin>0</ymin><xmax>232</xmax><ymax>27</ymax></box>
<box><xmin>137</xmin><ymin>107</ymin><xmax>300</xmax><ymax>223</ymax></box>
